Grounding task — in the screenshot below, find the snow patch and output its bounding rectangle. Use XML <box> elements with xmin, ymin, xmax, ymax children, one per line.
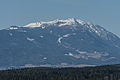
<box><xmin>69</xmin><ymin>53</ymin><xmax>73</xmax><ymax>56</ymax></box>
<box><xmin>9</xmin><ymin>27</ymin><xmax>18</xmax><ymax>30</ymax></box>
<box><xmin>101</xmin><ymin>57</ymin><xmax>116</xmax><ymax>61</ymax></box>
<box><xmin>27</xmin><ymin>37</ymin><xmax>35</xmax><ymax>41</ymax></box>
<box><xmin>24</xmin><ymin>18</ymin><xmax>85</xmax><ymax>28</ymax></box>
<box><xmin>58</xmin><ymin>33</ymin><xmax>76</xmax><ymax>44</ymax></box>
<box><xmin>58</xmin><ymin>37</ymin><xmax>63</xmax><ymax>43</ymax></box>
<box><xmin>24</xmin><ymin>22</ymin><xmax>42</xmax><ymax>27</ymax></box>
<box><xmin>63</xmin><ymin>34</ymin><xmax>70</xmax><ymax>37</ymax></box>
<box><xmin>77</xmin><ymin>19</ymin><xmax>86</xmax><ymax>25</ymax></box>
<box><xmin>40</xmin><ymin>36</ymin><xmax>44</xmax><ymax>38</ymax></box>
<box><xmin>66</xmin><ymin>50</ymin><xmax>110</xmax><ymax>60</ymax></box>
<box><xmin>64</xmin><ymin>54</ymin><xmax>68</xmax><ymax>56</ymax></box>
<box><xmin>43</xmin><ymin>57</ymin><xmax>47</xmax><ymax>60</ymax></box>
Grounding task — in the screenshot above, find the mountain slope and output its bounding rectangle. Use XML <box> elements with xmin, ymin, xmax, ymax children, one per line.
<box><xmin>0</xmin><ymin>18</ymin><xmax>120</xmax><ymax>68</ymax></box>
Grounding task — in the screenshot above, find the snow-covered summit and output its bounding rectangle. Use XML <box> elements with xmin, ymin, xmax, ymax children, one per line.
<box><xmin>8</xmin><ymin>18</ymin><xmax>119</xmax><ymax>43</ymax></box>
<box><xmin>24</xmin><ymin>18</ymin><xmax>86</xmax><ymax>28</ymax></box>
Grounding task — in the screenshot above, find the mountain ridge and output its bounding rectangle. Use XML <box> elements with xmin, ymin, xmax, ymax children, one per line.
<box><xmin>0</xmin><ymin>18</ymin><xmax>120</xmax><ymax>68</ymax></box>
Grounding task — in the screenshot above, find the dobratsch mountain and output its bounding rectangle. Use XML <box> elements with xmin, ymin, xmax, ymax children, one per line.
<box><xmin>0</xmin><ymin>18</ymin><xmax>120</xmax><ymax>68</ymax></box>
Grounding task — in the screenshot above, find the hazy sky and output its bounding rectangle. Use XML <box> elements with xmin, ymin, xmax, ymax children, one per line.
<box><xmin>0</xmin><ymin>0</ymin><xmax>120</xmax><ymax>36</ymax></box>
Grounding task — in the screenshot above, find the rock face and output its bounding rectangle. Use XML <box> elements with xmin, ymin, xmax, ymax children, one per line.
<box><xmin>0</xmin><ymin>18</ymin><xmax>120</xmax><ymax>68</ymax></box>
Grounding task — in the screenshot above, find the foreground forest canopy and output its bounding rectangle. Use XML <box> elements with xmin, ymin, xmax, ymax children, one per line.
<box><xmin>0</xmin><ymin>64</ymin><xmax>120</xmax><ymax>80</ymax></box>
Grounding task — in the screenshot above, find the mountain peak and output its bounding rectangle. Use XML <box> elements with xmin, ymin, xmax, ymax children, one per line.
<box><xmin>23</xmin><ymin>18</ymin><xmax>86</xmax><ymax>28</ymax></box>
<box><xmin>65</xmin><ymin>18</ymin><xmax>77</xmax><ymax>22</ymax></box>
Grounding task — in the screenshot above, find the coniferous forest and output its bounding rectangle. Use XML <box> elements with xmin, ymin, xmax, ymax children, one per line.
<box><xmin>0</xmin><ymin>64</ymin><xmax>120</xmax><ymax>80</ymax></box>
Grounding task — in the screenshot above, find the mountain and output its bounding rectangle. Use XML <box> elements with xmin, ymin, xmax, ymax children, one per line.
<box><xmin>0</xmin><ymin>18</ymin><xmax>120</xmax><ymax>68</ymax></box>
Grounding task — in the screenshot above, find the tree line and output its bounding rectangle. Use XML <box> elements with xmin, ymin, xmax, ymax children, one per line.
<box><xmin>0</xmin><ymin>64</ymin><xmax>120</xmax><ymax>80</ymax></box>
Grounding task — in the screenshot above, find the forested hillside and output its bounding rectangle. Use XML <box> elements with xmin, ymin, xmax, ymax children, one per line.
<box><xmin>0</xmin><ymin>64</ymin><xmax>120</xmax><ymax>80</ymax></box>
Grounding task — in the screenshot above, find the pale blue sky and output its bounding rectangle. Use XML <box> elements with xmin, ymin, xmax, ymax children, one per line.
<box><xmin>0</xmin><ymin>0</ymin><xmax>120</xmax><ymax>36</ymax></box>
